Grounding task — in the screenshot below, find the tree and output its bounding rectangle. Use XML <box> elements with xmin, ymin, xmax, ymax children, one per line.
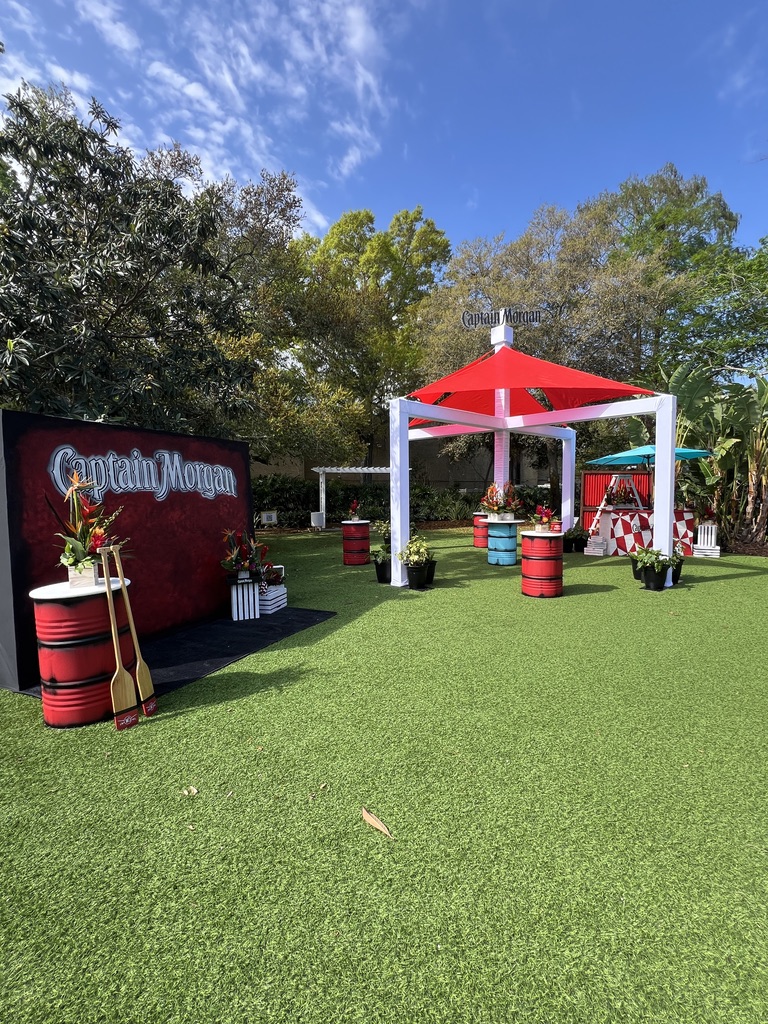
<box><xmin>0</xmin><ymin>83</ymin><xmax>305</xmax><ymax>446</ymax></box>
<box><xmin>628</xmin><ymin>362</ymin><xmax>767</xmax><ymax>548</ymax></box>
<box><xmin>414</xmin><ymin>165</ymin><xmax>749</xmax><ymax>495</ymax></box>
<box><xmin>288</xmin><ymin>207</ymin><xmax>451</xmax><ymax>461</ymax></box>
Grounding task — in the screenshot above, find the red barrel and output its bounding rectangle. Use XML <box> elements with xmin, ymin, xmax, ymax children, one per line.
<box><xmin>473</xmin><ymin>513</ymin><xmax>488</xmax><ymax>548</ymax></box>
<box><xmin>521</xmin><ymin>532</ymin><xmax>563</xmax><ymax>598</ymax></box>
<box><xmin>342</xmin><ymin>520</ymin><xmax>370</xmax><ymax>565</ymax></box>
<box><xmin>32</xmin><ymin>587</ymin><xmax>135</xmax><ymax>727</ymax></box>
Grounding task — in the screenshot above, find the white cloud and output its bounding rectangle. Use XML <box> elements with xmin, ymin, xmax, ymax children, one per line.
<box><xmin>717</xmin><ymin>52</ymin><xmax>766</xmax><ymax>106</ymax></box>
<box><xmin>74</xmin><ymin>0</ymin><xmax>140</xmax><ymax>55</ymax></box>
<box><xmin>329</xmin><ymin>116</ymin><xmax>380</xmax><ymax>179</ymax></box>
<box><xmin>0</xmin><ymin>49</ymin><xmax>42</xmax><ymax>100</ymax></box>
<box><xmin>5</xmin><ymin>1</ymin><xmax>38</xmax><ymax>39</ymax></box>
<box><xmin>146</xmin><ymin>61</ymin><xmax>221</xmax><ymax>118</ymax></box>
<box><xmin>46</xmin><ymin>63</ymin><xmax>94</xmax><ymax>95</ymax></box>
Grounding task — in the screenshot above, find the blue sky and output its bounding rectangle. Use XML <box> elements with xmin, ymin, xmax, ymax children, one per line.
<box><xmin>1</xmin><ymin>0</ymin><xmax>766</xmax><ymax>249</ymax></box>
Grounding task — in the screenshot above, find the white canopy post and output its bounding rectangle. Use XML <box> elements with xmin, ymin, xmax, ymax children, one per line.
<box><xmin>389</xmin><ymin>398</ymin><xmax>410</xmax><ymax>586</ymax></box>
<box><xmin>491</xmin><ymin>319</ymin><xmax>513</xmax><ymax>487</ymax></box>
<box><xmin>561</xmin><ymin>428</ymin><xmax>576</xmax><ymax>530</ymax></box>
<box><xmin>652</xmin><ymin>393</ymin><xmax>677</xmax><ymax>585</ymax></box>
<box><xmin>516</xmin><ymin>424</ymin><xmax>576</xmax><ymax>530</ymax></box>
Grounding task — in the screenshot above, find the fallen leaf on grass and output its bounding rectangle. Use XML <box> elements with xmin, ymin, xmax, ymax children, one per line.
<box><xmin>182</xmin><ymin>786</ymin><xmax>198</xmax><ymax>797</ymax></box>
<box><xmin>362</xmin><ymin>807</ymin><xmax>394</xmax><ymax>839</ymax></box>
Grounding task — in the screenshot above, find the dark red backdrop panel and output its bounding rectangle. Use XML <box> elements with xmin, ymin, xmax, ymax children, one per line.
<box><xmin>1</xmin><ymin>410</ymin><xmax>253</xmax><ymax>692</ymax></box>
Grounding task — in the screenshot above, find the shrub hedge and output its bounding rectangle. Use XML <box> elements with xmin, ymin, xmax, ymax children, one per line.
<box><xmin>250</xmin><ymin>474</ymin><xmax>555</xmax><ymax>529</ymax></box>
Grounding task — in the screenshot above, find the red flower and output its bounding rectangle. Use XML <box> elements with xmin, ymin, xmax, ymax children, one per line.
<box><xmin>88</xmin><ymin>527</ymin><xmax>107</xmax><ymax>554</ymax></box>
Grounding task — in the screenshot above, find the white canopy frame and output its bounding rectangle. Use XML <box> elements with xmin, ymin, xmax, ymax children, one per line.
<box><xmin>389</xmin><ymin>323</ymin><xmax>676</xmax><ymax>587</ymax></box>
<box><xmin>311</xmin><ymin>466</ymin><xmax>392</xmax><ymax>518</ymax></box>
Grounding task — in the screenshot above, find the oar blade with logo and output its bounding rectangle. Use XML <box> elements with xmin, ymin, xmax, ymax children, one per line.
<box><xmin>111</xmin><ymin>546</ymin><xmax>157</xmax><ymax>717</ymax></box>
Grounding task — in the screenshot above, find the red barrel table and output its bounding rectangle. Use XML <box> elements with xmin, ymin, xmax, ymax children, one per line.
<box><xmin>520</xmin><ymin>530</ymin><xmax>563</xmax><ymax>598</ymax></box>
<box><xmin>29</xmin><ymin>579</ymin><xmax>135</xmax><ymax>727</ymax></box>
<box><xmin>473</xmin><ymin>513</ymin><xmax>488</xmax><ymax>548</ymax></box>
<box><xmin>341</xmin><ymin>519</ymin><xmax>371</xmax><ymax>565</ymax></box>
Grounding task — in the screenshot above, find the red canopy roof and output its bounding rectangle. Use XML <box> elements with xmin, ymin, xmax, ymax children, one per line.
<box><xmin>408</xmin><ymin>346</ymin><xmax>654</xmax><ymax>423</ymax></box>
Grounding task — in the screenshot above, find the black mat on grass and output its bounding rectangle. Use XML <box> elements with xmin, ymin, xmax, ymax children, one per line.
<box><xmin>141</xmin><ymin>607</ymin><xmax>336</xmax><ymax>696</ymax></box>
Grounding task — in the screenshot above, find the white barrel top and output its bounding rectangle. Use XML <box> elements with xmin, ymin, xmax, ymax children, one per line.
<box><xmin>29</xmin><ymin>578</ymin><xmax>130</xmax><ymax>601</ymax></box>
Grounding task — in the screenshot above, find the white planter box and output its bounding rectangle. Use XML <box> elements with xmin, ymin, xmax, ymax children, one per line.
<box><xmin>259</xmin><ymin>584</ymin><xmax>287</xmax><ymax>614</ymax></box>
<box><xmin>230</xmin><ymin>580</ymin><xmax>259</xmax><ymax>620</ymax></box>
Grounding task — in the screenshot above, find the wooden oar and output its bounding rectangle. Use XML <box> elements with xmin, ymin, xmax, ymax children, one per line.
<box><xmin>99</xmin><ymin>547</ymin><xmax>139</xmax><ymax>731</ymax></box>
<box><xmin>111</xmin><ymin>545</ymin><xmax>157</xmax><ymax>717</ymax></box>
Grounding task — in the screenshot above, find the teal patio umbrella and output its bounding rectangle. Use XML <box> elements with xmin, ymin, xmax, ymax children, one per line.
<box><xmin>587</xmin><ymin>445</ymin><xmax>711</xmax><ymax>467</ymax></box>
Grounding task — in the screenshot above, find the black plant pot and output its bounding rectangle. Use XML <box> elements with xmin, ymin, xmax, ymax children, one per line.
<box><xmin>562</xmin><ymin>538</ymin><xmax>574</xmax><ymax>553</ymax></box>
<box><xmin>631</xmin><ymin>559</ymin><xmax>643</xmax><ymax>581</ymax></box>
<box><xmin>573</xmin><ymin>538</ymin><xmax>587</xmax><ymax>553</ymax></box>
<box><xmin>374</xmin><ymin>559</ymin><xmax>391</xmax><ymax>584</ymax></box>
<box><xmin>425</xmin><ymin>560</ymin><xmax>436</xmax><ymax>585</ymax></box>
<box><xmin>672</xmin><ymin>561</ymin><xmax>683</xmax><ymax>585</ymax></box>
<box><xmin>643</xmin><ymin>566</ymin><xmax>668</xmax><ymax>591</ymax></box>
<box><xmin>406</xmin><ymin>564</ymin><xmax>429</xmax><ymax>590</ymax></box>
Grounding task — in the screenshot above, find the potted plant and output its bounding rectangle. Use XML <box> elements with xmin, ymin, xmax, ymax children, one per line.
<box><xmin>47</xmin><ymin>472</ymin><xmax>124</xmax><ymax>587</ymax></box>
<box><xmin>532</xmin><ymin>505</ymin><xmax>554</xmax><ymax>532</ymax></box>
<box><xmin>550</xmin><ymin>515</ymin><xmax>562</xmax><ymax>533</ymax></box>
<box><xmin>348</xmin><ymin>499</ymin><xmax>361</xmax><ymax>521</ymax></box>
<box><xmin>258</xmin><ymin>562</ymin><xmax>287</xmax><ymax>613</ymax></box>
<box><xmin>479</xmin><ymin>482</ymin><xmax>522</xmax><ymax>521</ymax></box>
<box><xmin>627</xmin><ymin>548</ymin><xmax>645</xmax><ymax>580</ymax></box>
<box><xmin>221</xmin><ymin>528</ymin><xmax>268</xmax><ymax>580</ymax></box>
<box><xmin>612</xmin><ymin>482</ymin><xmax>635</xmax><ymax>507</ymax></box>
<box><xmin>371</xmin><ymin>520</ymin><xmax>392</xmax><ymax>583</ymax></box>
<box><xmin>397</xmin><ymin>535</ymin><xmax>434</xmax><ymax>590</ymax></box>
<box><xmin>671</xmin><ymin>543</ymin><xmax>685</xmax><ymax>585</ymax></box>
<box><xmin>563</xmin><ymin>524</ymin><xmax>589</xmax><ymax>553</ymax></box>
<box><xmin>634</xmin><ymin>546</ymin><xmax>674</xmax><ymax>591</ymax></box>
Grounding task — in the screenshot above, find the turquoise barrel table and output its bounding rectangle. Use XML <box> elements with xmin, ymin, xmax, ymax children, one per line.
<box><xmin>486</xmin><ymin>519</ymin><xmax>525</xmax><ymax>566</ymax></box>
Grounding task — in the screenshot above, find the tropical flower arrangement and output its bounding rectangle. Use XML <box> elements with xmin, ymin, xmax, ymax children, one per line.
<box><xmin>480</xmin><ymin>482</ymin><xmax>522</xmax><ymax>515</ymax></box>
<box><xmin>47</xmin><ymin>472</ymin><xmax>123</xmax><ymax>574</ymax></box>
<box><xmin>605</xmin><ymin>483</ymin><xmax>634</xmax><ymax>506</ymax></box>
<box><xmin>532</xmin><ymin>504</ymin><xmax>554</xmax><ymax>524</ymax></box>
<box><xmin>221</xmin><ymin>529</ymin><xmax>284</xmax><ymax>589</ymax></box>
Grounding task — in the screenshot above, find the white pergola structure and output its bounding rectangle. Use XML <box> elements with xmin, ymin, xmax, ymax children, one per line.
<box><xmin>311</xmin><ymin>466</ymin><xmax>392</xmax><ymax>520</ymax></box>
<box><xmin>388</xmin><ymin>320</ymin><xmax>677</xmax><ymax>587</ymax></box>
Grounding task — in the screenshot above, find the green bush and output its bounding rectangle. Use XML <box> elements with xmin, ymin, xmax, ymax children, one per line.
<box><xmin>250</xmin><ymin>475</ymin><xmax>487</xmax><ymax>528</ymax></box>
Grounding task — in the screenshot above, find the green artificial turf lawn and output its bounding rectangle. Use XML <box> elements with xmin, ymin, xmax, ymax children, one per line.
<box><xmin>1</xmin><ymin>531</ymin><xmax>767</xmax><ymax>1024</ymax></box>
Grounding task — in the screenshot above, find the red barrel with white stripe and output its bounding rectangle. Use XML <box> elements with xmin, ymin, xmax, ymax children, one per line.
<box><xmin>473</xmin><ymin>513</ymin><xmax>488</xmax><ymax>548</ymax></box>
<box><xmin>521</xmin><ymin>532</ymin><xmax>563</xmax><ymax>598</ymax></box>
<box><xmin>30</xmin><ymin>581</ymin><xmax>135</xmax><ymax>727</ymax></box>
<box><xmin>341</xmin><ymin>520</ymin><xmax>371</xmax><ymax>565</ymax></box>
